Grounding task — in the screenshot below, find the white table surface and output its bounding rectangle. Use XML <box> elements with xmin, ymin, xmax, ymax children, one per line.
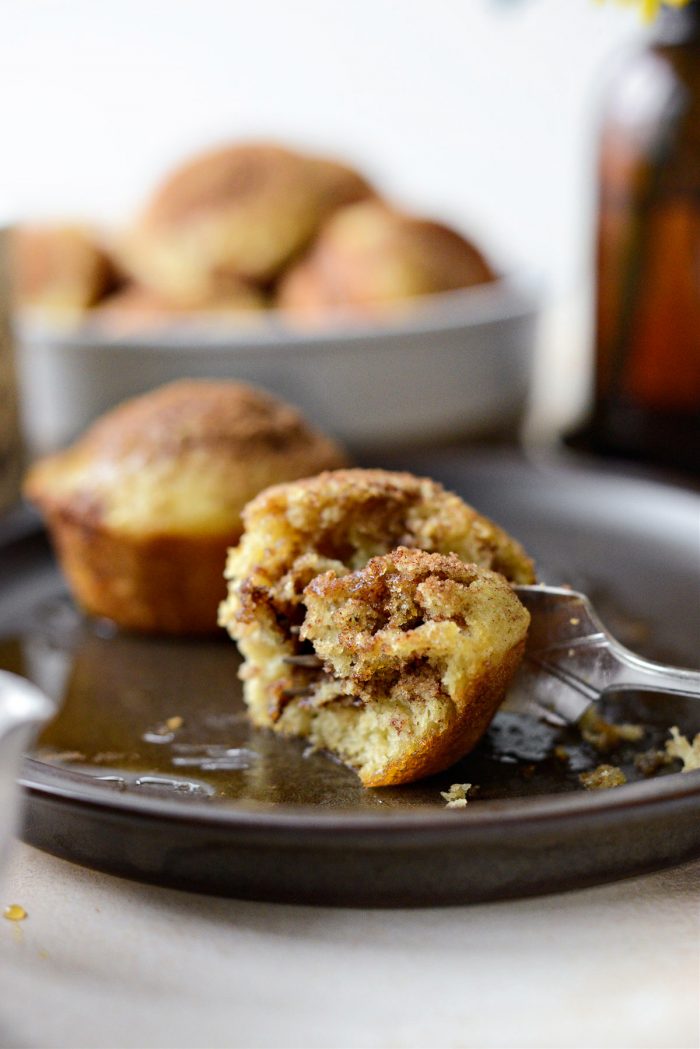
<box><xmin>1</xmin><ymin>293</ymin><xmax>698</xmax><ymax>1049</ymax></box>
<box><xmin>1</xmin><ymin>841</ymin><xmax>698</xmax><ymax>1049</ymax></box>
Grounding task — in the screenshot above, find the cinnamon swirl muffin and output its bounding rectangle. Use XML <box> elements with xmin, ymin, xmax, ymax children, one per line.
<box><xmin>219</xmin><ymin>468</ymin><xmax>534</xmax><ymax>785</ymax></box>
<box><xmin>277</xmin><ymin>201</ymin><xmax>495</xmax><ymax>319</ymax></box>
<box><xmin>24</xmin><ymin>380</ymin><xmax>347</xmax><ymax>634</ymax></box>
<box><xmin>13</xmin><ymin>225</ymin><xmax>119</xmax><ymax>315</ymax></box>
<box><xmin>94</xmin><ymin>278</ymin><xmax>266</xmax><ymax>330</ymax></box>
<box><xmin>119</xmin><ymin>143</ymin><xmax>374</xmax><ymax>304</ymax></box>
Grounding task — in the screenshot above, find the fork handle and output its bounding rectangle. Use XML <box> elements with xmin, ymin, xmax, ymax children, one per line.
<box><xmin>534</xmin><ymin>639</ymin><xmax>700</xmax><ymax>708</ymax></box>
<box><xmin>602</xmin><ymin>638</ymin><xmax>700</xmax><ymax>698</ymax></box>
<box><xmin>515</xmin><ymin>585</ymin><xmax>700</xmax><ymax>722</ymax></box>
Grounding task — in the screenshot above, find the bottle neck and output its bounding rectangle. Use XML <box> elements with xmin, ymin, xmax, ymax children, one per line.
<box><xmin>655</xmin><ymin>1</ymin><xmax>700</xmax><ymax>45</ymax></box>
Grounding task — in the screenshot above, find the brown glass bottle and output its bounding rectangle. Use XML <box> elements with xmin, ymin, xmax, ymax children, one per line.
<box><xmin>576</xmin><ymin>1</ymin><xmax>700</xmax><ymax>475</ymax></box>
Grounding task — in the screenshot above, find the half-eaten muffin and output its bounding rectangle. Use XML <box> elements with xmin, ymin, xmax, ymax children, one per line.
<box><xmin>219</xmin><ymin>468</ymin><xmax>534</xmax><ymax>785</ymax></box>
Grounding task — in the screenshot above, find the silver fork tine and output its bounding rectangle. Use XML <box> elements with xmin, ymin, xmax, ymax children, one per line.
<box><xmin>527</xmin><ymin>655</ymin><xmax>600</xmax><ymax>703</ymax></box>
<box><xmin>513</xmin><ymin>585</ymin><xmax>700</xmax><ymax>724</ymax></box>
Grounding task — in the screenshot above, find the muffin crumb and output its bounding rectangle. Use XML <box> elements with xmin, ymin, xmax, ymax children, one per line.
<box><xmin>440</xmin><ymin>783</ymin><xmax>472</xmax><ymax>808</ymax></box>
<box><xmin>634</xmin><ymin>747</ymin><xmax>674</xmax><ymax>777</ymax></box>
<box><xmin>579</xmin><ymin>764</ymin><xmax>627</xmax><ymax>790</ymax></box>
<box><xmin>579</xmin><ymin>708</ymin><xmax>644</xmax><ymax>753</ymax></box>
<box><xmin>666</xmin><ymin>726</ymin><xmax>700</xmax><ymax>772</ymax></box>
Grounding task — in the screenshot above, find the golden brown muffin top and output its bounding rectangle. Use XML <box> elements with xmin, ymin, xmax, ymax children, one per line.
<box><xmin>12</xmin><ymin>224</ymin><xmax>118</xmax><ymax>311</ymax></box>
<box><xmin>305</xmin><ymin>545</ymin><xmax>494</xmax><ymax>632</ymax></box>
<box><xmin>221</xmin><ymin>468</ymin><xmax>534</xmax><ymax>663</ymax></box>
<box><xmin>277</xmin><ymin>201</ymin><xmax>495</xmax><ymax>316</ymax></box>
<box><xmin>68</xmin><ymin>379</ymin><xmax>324</xmax><ymax>460</ymax></box>
<box><xmin>121</xmin><ymin>143</ymin><xmax>376</xmax><ymax>296</ymax></box>
<box><xmin>237</xmin><ymin>467</ymin><xmax>534</xmax><ymax>585</ymax></box>
<box><xmin>305</xmin><ymin>156</ymin><xmax>375</xmax><ymax>215</ymax></box>
<box><xmin>141</xmin><ymin>144</ymin><xmax>304</xmax><ymax>228</ymax></box>
<box><xmin>140</xmin><ymin>143</ymin><xmax>373</xmax><ymax>231</ymax></box>
<box><xmin>25</xmin><ymin>380</ymin><xmax>347</xmax><ymax>537</ymax></box>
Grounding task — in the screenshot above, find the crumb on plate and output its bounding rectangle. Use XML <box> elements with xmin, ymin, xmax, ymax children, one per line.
<box><xmin>665</xmin><ymin>726</ymin><xmax>700</xmax><ymax>772</ymax></box>
<box><xmin>440</xmin><ymin>783</ymin><xmax>472</xmax><ymax>808</ymax></box>
<box><xmin>579</xmin><ymin>764</ymin><xmax>627</xmax><ymax>790</ymax></box>
<box><xmin>579</xmin><ymin>707</ymin><xmax>644</xmax><ymax>753</ymax></box>
<box><xmin>633</xmin><ymin>747</ymin><xmax>675</xmax><ymax>777</ymax></box>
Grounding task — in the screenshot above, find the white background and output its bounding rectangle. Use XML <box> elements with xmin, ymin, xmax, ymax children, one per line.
<box><xmin>0</xmin><ymin>0</ymin><xmax>647</xmax><ymax>295</ymax></box>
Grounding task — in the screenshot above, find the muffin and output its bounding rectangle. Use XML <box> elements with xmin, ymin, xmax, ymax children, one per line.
<box><xmin>298</xmin><ymin>548</ymin><xmax>530</xmax><ymax>786</ymax></box>
<box><xmin>276</xmin><ymin>201</ymin><xmax>495</xmax><ymax>319</ymax></box>
<box><xmin>94</xmin><ymin>278</ymin><xmax>265</xmax><ymax>330</ymax></box>
<box><xmin>24</xmin><ymin>380</ymin><xmax>347</xmax><ymax>634</ymax></box>
<box><xmin>119</xmin><ymin>143</ymin><xmax>374</xmax><ymax>304</ymax></box>
<box><xmin>13</xmin><ymin>225</ymin><xmax>119</xmax><ymax>315</ymax></box>
<box><xmin>219</xmin><ymin>468</ymin><xmax>535</xmax><ymax>785</ymax></box>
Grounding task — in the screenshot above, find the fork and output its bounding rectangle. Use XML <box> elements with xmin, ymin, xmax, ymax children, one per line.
<box><xmin>511</xmin><ymin>585</ymin><xmax>700</xmax><ymax>724</ymax></box>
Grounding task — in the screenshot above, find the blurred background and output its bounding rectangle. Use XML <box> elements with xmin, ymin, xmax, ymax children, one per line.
<box><xmin>0</xmin><ymin>0</ymin><xmax>645</xmax><ymax>290</ymax></box>
<box><xmin>2</xmin><ymin>0</ymin><xmax>671</xmax><ymax>474</ymax></box>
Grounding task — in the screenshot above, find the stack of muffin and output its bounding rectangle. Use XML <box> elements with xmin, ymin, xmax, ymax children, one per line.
<box><xmin>13</xmin><ymin>142</ymin><xmax>494</xmax><ymax>325</ymax></box>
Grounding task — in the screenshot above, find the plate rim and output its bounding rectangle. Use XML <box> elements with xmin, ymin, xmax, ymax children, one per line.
<box><xmin>9</xmin><ymin>453</ymin><xmax>700</xmax><ymax>850</ymax></box>
<box><xmin>10</xmin><ymin>451</ymin><xmax>700</xmax><ymax>901</ymax></box>
<box><xmin>19</xmin><ymin>754</ymin><xmax>700</xmax><ymax>836</ymax></box>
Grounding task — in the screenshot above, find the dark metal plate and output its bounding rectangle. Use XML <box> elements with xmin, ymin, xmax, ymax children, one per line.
<box><xmin>3</xmin><ymin>450</ymin><xmax>700</xmax><ymax>905</ymax></box>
